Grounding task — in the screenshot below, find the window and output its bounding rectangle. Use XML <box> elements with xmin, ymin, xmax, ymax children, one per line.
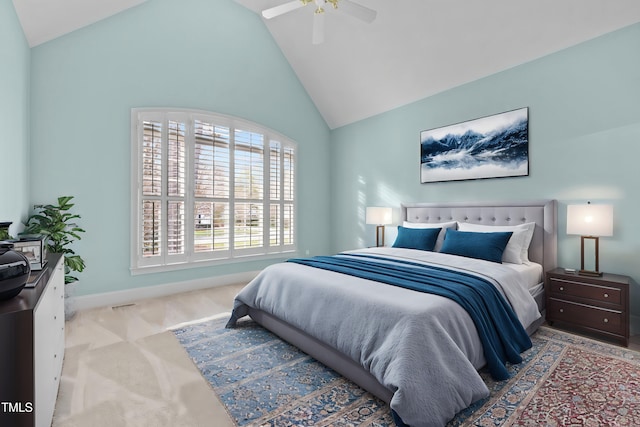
<box><xmin>131</xmin><ymin>109</ymin><xmax>296</xmax><ymax>273</ymax></box>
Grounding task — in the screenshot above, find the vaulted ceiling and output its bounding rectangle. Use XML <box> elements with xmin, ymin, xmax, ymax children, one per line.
<box><xmin>12</xmin><ymin>0</ymin><xmax>640</xmax><ymax>129</ymax></box>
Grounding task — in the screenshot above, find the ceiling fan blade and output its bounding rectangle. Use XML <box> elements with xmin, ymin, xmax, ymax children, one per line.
<box><xmin>262</xmin><ymin>1</ymin><xmax>305</xmax><ymax>19</ymax></box>
<box><xmin>339</xmin><ymin>0</ymin><xmax>376</xmax><ymax>23</ymax></box>
<box><xmin>312</xmin><ymin>11</ymin><xmax>325</xmax><ymax>44</ymax></box>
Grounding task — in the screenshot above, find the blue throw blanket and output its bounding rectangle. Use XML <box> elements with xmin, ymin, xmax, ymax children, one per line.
<box><xmin>287</xmin><ymin>254</ymin><xmax>531</xmax><ymax>381</ymax></box>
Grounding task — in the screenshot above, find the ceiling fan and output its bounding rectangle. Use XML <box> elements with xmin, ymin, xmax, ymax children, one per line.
<box><xmin>262</xmin><ymin>0</ymin><xmax>377</xmax><ymax>45</ymax></box>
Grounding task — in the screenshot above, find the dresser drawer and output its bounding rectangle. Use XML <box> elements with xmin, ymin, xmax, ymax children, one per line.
<box><xmin>548</xmin><ymin>277</ymin><xmax>622</xmax><ymax>305</ymax></box>
<box><xmin>548</xmin><ymin>298</ymin><xmax>623</xmax><ymax>335</ymax></box>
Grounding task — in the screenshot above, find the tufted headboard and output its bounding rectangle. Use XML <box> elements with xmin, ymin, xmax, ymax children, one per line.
<box><xmin>402</xmin><ymin>200</ymin><xmax>557</xmax><ymax>273</ymax></box>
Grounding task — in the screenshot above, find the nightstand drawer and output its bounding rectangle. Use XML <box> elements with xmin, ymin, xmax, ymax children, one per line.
<box><xmin>548</xmin><ymin>298</ymin><xmax>623</xmax><ymax>335</ymax></box>
<box><xmin>548</xmin><ymin>277</ymin><xmax>622</xmax><ymax>305</ymax></box>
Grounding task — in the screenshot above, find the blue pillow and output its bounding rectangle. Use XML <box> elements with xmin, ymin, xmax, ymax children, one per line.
<box><xmin>440</xmin><ymin>229</ymin><xmax>513</xmax><ymax>263</ymax></box>
<box><xmin>392</xmin><ymin>226</ymin><xmax>441</xmax><ymax>251</ymax></box>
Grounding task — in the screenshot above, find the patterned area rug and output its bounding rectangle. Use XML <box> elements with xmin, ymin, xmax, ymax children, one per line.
<box><xmin>173</xmin><ymin>318</ymin><xmax>640</xmax><ymax>426</ymax></box>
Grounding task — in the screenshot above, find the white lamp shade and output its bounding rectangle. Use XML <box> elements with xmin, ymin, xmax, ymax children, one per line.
<box><xmin>567</xmin><ymin>204</ymin><xmax>613</xmax><ymax>237</ymax></box>
<box><xmin>365</xmin><ymin>207</ymin><xmax>392</xmax><ymax>225</ymax></box>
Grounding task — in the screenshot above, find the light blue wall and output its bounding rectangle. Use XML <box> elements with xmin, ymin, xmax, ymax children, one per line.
<box><xmin>331</xmin><ymin>24</ymin><xmax>640</xmax><ymax>321</ymax></box>
<box><xmin>13</xmin><ymin>0</ymin><xmax>640</xmax><ymax>323</ymax></box>
<box><xmin>29</xmin><ymin>0</ymin><xmax>331</xmax><ymax>296</ymax></box>
<box><xmin>0</xmin><ymin>1</ymin><xmax>30</xmax><ymax>237</ymax></box>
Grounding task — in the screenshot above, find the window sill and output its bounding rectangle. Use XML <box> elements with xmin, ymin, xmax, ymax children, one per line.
<box><xmin>130</xmin><ymin>250</ymin><xmax>298</xmax><ymax>276</ymax></box>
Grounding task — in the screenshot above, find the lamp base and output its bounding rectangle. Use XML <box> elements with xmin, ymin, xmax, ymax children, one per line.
<box><xmin>580</xmin><ymin>236</ymin><xmax>602</xmax><ymax>277</ymax></box>
<box><xmin>578</xmin><ymin>269</ymin><xmax>603</xmax><ymax>277</ymax></box>
<box><xmin>375</xmin><ymin>225</ymin><xmax>385</xmax><ymax>247</ymax></box>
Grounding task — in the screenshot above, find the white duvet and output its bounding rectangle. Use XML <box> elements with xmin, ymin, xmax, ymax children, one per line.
<box><xmin>228</xmin><ymin>247</ymin><xmax>541</xmax><ymax>427</ymax></box>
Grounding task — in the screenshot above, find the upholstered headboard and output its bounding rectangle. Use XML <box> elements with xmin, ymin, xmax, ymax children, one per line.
<box><xmin>402</xmin><ymin>200</ymin><xmax>557</xmax><ymax>272</ymax></box>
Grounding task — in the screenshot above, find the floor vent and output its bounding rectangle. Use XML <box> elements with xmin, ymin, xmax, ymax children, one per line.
<box><xmin>112</xmin><ymin>303</ymin><xmax>136</xmax><ymax>309</ymax></box>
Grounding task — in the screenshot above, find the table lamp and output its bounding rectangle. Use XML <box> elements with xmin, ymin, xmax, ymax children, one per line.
<box><xmin>365</xmin><ymin>207</ymin><xmax>392</xmax><ymax>247</ymax></box>
<box><xmin>566</xmin><ymin>202</ymin><xmax>613</xmax><ymax>276</ymax></box>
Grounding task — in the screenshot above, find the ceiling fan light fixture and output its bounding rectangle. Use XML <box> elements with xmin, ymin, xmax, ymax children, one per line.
<box><xmin>261</xmin><ymin>0</ymin><xmax>376</xmax><ymax>44</ymax></box>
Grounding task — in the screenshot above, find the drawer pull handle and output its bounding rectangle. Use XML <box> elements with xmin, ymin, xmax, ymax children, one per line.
<box><xmin>559</xmin><ymin>287</ymin><xmax>564</xmax><ymax>291</ymax></box>
<box><xmin>559</xmin><ymin>308</ymin><xmax>564</xmax><ymax>313</ymax></box>
<box><xmin>604</xmin><ymin>318</ymin><xmax>609</xmax><ymax>323</ymax></box>
<box><xmin>604</xmin><ymin>293</ymin><xmax>609</xmax><ymax>298</ymax></box>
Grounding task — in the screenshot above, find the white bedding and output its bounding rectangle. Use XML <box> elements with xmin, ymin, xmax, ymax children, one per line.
<box><xmin>228</xmin><ymin>247</ymin><xmax>541</xmax><ymax>426</ymax></box>
<box><xmin>502</xmin><ymin>261</ymin><xmax>543</xmax><ymax>291</ymax></box>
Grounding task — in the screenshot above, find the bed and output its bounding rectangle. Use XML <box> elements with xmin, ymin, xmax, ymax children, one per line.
<box><xmin>227</xmin><ymin>200</ymin><xmax>557</xmax><ymax>426</ymax></box>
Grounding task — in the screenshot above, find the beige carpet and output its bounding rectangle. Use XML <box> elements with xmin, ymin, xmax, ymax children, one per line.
<box><xmin>54</xmin><ymin>285</ymin><xmax>243</xmax><ymax>427</ymax></box>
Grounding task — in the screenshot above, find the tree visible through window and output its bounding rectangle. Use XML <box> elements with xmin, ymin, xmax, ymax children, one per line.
<box><xmin>131</xmin><ymin>109</ymin><xmax>296</xmax><ymax>272</ymax></box>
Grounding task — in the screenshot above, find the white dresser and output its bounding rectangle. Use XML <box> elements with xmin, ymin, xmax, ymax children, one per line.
<box><xmin>0</xmin><ymin>254</ymin><xmax>65</xmax><ymax>427</ymax></box>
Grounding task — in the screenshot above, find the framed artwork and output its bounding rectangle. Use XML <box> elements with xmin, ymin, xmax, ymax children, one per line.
<box><xmin>420</xmin><ymin>107</ymin><xmax>529</xmax><ymax>183</ymax></box>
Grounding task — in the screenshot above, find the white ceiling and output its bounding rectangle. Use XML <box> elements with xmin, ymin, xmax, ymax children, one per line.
<box><xmin>12</xmin><ymin>0</ymin><xmax>640</xmax><ymax>129</ymax></box>
<box><xmin>12</xmin><ymin>0</ymin><xmax>148</xmax><ymax>47</ymax></box>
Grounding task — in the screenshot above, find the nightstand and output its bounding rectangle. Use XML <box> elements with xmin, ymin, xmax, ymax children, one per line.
<box><xmin>545</xmin><ymin>268</ymin><xmax>630</xmax><ymax>346</ymax></box>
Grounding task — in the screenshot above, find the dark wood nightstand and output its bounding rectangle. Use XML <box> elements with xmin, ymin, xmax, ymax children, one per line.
<box><xmin>545</xmin><ymin>268</ymin><xmax>630</xmax><ymax>346</ymax></box>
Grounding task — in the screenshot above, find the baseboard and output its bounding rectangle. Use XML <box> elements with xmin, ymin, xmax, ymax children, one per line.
<box><xmin>73</xmin><ymin>270</ymin><xmax>259</xmax><ymax>312</ymax></box>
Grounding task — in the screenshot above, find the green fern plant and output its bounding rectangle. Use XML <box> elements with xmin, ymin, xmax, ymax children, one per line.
<box><xmin>23</xmin><ymin>196</ymin><xmax>86</xmax><ymax>284</ymax></box>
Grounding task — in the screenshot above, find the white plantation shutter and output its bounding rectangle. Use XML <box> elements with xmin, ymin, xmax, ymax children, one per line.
<box><xmin>167</xmin><ymin>121</ymin><xmax>186</xmax><ymax>256</ymax></box>
<box><xmin>193</xmin><ymin>120</ymin><xmax>231</xmax><ymax>256</ymax></box>
<box><xmin>283</xmin><ymin>146</ymin><xmax>295</xmax><ymax>245</ymax></box>
<box><xmin>270</xmin><ymin>141</ymin><xmax>282</xmax><ymax>246</ymax></box>
<box><xmin>132</xmin><ymin>109</ymin><xmax>296</xmax><ymax>273</ymax></box>
<box><xmin>142</xmin><ymin>121</ymin><xmax>162</xmax><ymax>196</ymax></box>
<box><xmin>284</xmin><ymin>203</ymin><xmax>295</xmax><ymax>245</ymax></box>
<box><xmin>234</xmin><ymin>129</ymin><xmax>264</xmax><ymax>252</ymax></box>
<box><xmin>167</xmin><ymin>121</ymin><xmax>186</xmax><ymax>197</ymax></box>
<box><xmin>142</xmin><ymin>200</ymin><xmax>161</xmax><ymax>256</ymax></box>
<box><xmin>141</xmin><ymin>120</ymin><xmax>163</xmax><ymax>258</ymax></box>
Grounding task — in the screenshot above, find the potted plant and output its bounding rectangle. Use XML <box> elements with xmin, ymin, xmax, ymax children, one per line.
<box><xmin>23</xmin><ymin>196</ymin><xmax>86</xmax><ymax>284</ymax></box>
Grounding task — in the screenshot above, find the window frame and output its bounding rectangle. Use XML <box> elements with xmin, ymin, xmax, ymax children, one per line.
<box><xmin>130</xmin><ymin>108</ymin><xmax>297</xmax><ymax>275</ymax></box>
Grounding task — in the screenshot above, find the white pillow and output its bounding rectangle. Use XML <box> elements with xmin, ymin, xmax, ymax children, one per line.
<box><xmin>402</xmin><ymin>221</ymin><xmax>457</xmax><ymax>252</ymax></box>
<box><xmin>456</xmin><ymin>222</ymin><xmax>536</xmax><ymax>264</ymax></box>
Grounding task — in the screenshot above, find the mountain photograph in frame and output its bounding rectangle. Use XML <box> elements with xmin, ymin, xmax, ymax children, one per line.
<box><xmin>420</xmin><ymin>108</ymin><xmax>529</xmax><ymax>183</ymax></box>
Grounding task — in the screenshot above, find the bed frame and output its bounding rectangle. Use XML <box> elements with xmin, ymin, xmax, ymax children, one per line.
<box><xmin>247</xmin><ymin>199</ymin><xmax>557</xmax><ymax>404</ymax></box>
